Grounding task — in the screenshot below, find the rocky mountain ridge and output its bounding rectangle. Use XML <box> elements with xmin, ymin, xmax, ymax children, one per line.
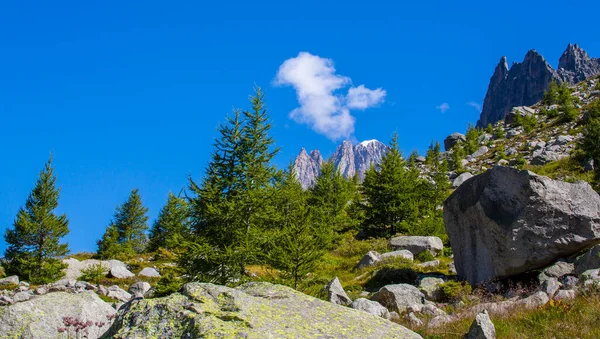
<box><xmin>294</xmin><ymin>139</ymin><xmax>387</xmax><ymax>189</ymax></box>
<box><xmin>478</xmin><ymin>44</ymin><xmax>600</xmax><ymax>127</ymax></box>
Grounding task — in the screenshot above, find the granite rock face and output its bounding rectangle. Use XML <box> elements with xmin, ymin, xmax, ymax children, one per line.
<box><xmin>106</xmin><ymin>282</ymin><xmax>421</xmax><ymax>339</ymax></box>
<box><xmin>0</xmin><ymin>291</ymin><xmax>116</xmax><ymax>339</ymax></box>
<box><xmin>444</xmin><ymin>166</ymin><xmax>600</xmax><ymax>285</ymax></box>
<box><xmin>477</xmin><ymin>44</ymin><xmax>600</xmax><ymax>127</ymax></box>
<box><xmin>294</xmin><ymin>139</ymin><xmax>386</xmax><ymax>189</ymax></box>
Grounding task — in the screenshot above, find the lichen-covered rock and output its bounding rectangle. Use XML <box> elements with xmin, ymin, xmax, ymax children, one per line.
<box><xmin>0</xmin><ymin>291</ymin><xmax>116</xmax><ymax>339</ymax></box>
<box><xmin>106</xmin><ymin>282</ymin><xmax>421</xmax><ymax>338</ymax></box>
<box><xmin>371</xmin><ymin>284</ymin><xmax>425</xmax><ymax>314</ymax></box>
<box><xmin>465</xmin><ymin>309</ymin><xmax>496</xmax><ymax>339</ymax></box>
<box><xmin>350</xmin><ymin>298</ymin><xmax>390</xmax><ymax>319</ymax></box>
<box><xmin>444</xmin><ymin>166</ymin><xmax>600</xmax><ymax>285</ymax></box>
<box><xmin>323</xmin><ymin>277</ymin><xmax>352</xmax><ymax>306</ymax></box>
<box><xmin>418</xmin><ymin>277</ymin><xmax>444</xmax><ymax>301</ymax></box>
<box><xmin>62</xmin><ymin>258</ymin><xmax>111</xmax><ymax>280</ymax></box>
<box><xmin>389</xmin><ymin>236</ymin><xmax>443</xmax><ymax>256</ymax></box>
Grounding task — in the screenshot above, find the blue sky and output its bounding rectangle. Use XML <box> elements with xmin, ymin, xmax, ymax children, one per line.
<box><xmin>1</xmin><ymin>0</ymin><xmax>599</xmax><ymax>254</ymax></box>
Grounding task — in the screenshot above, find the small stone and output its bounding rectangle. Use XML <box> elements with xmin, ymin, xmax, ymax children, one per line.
<box><xmin>553</xmin><ymin>290</ymin><xmax>576</xmax><ymax>301</ymax></box>
<box><xmin>0</xmin><ymin>275</ymin><xmax>19</xmax><ymax>286</ymax></box>
<box><xmin>129</xmin><ymin>281</ymin><xmax>152</xmax><ymax>299</ymax></box>
<box><xmin>107</xmin><ymin>285</ymin><xmax>132</xmax><ymax>302</ymax></box>
<box><xmin>417</xmin><ymin>260</ymin><xmax>440</xmax><ymax>268</ymax></box>
<box><xmin>418</xmin><ymin>277</ymin><xmax>444</xmax><ymax>301</ymax></box>
<box><xmin>323</xmin><ymin>277</ymin><xmax>352</xmax><ymax>306</ymax></box>
<box><xmin>355</xmin><ymin>251</ymin><xmax>381</xmax><ymax>269</ymax></box>
<box><xmin>542</xmin><ymin>278</ymin><xmax>561</xmax><ymax>298</ymax></box>
<box><xmin>465</xmin><ymin>309</ymin><xmax>496</xmax><ymax>339</ymax></box>
<box><xmin>559</xmin><ymin>276</ymin><xmax>579</xmax><ymax>289</ymax></box>
<box><xmin>406</xmin><ymin>312</ymin><xmax>423</xmax><ymax>326</ymax></box>
<box><xmin>0</xmin><ymin>295</ymin><xmax>14</xmax><ymax>306</ymax></box>
<box><xmin>380</xmin><ymin>250</ymin><xmax>414</xmax><ymax>262</ymax></box>
<box><xmin>109</xmin><ymin>265</ymin><xmax>135</xmax><ymax>279</ymax></box>
<box><xmin>350</xmin><ymin>298</ymin><xmax>390</xmax><ymax>319</ymax></box>
<box><xmin>34</xmin><ymin>286</ymin><xmax>48</xmax><ymax>295</ymax></box>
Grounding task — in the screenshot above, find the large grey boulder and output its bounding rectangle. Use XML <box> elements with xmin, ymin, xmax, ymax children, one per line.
<box><xmin>465</xmin><ymin>309</ymin><xmax>496</xmax><ymax>339</ymax></box>
<box><xmin>350</xmin><ymin>298</ymin><xmax>390</xmax><ymax>319</ymax></box>
<box><xmin>323</xmin><ymin>277</ymin><xmax>352</xmax><ymax>306</ymax></box>
<box><xmin>0</xmin><ymin>291</ymin><xmax>116</xmax><ymax>339</ymax></box>
<box><xmin>105</xmin><ymin>282</ymin><xmax>422</xmax><ymax>338</ymax></box>
<box><xmin>444</xmin><ymin>166</ymin><xmax>600</xmax><ymax>285</ymax></box>
<box><xmin>389</xmin><ymin>236</ymin><xmax>443</xmax><ymax>256</ymax></box>
<box><xmin>62</xmin><ymin>258</ymin><xmax>111</xmax><ymax>280</ymax></box>
<box><xmin>371</xmin><ymin>284</ymin><xmax>425</xmax><ymax>314</ymax></box>
<box><xmin>444</xmin><ymin>133</ymin><xmax>466</xmax><ymax>151</ymax></box>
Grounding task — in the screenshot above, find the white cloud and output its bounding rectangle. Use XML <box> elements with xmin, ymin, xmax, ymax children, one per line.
<box><xmin>346</xmin><ymin>85</ymin><xmax>386</xmax><ymax>110</ymax></box>
<box><xmin>436</xmin><ymin>102</ymin><xmax>450</xmax><ymax>113</ymax></box>
<box><xmin>467</xmin><ymin>101</ymin><xmax>482</xmax><ymax>112</ymax></box>
<box><xmin>275</xmin><ymin>52</ymin><xmax>386</xmax><ymax>140</ymax></box>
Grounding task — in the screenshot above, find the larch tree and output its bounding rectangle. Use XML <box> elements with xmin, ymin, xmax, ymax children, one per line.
<box><xmin>147</xmin><ymin>192</ymin><xmax>190</xmax><ymax>253</ymax></box>
<box><xmin>97</xmin><ymin>188</ymin><xmax>149</xmax><ymax>259</ymax></box>
<box><xmin>3</xmin><ymin>156</ymin><xmax>70</xmax><ymax>284</ymax></box>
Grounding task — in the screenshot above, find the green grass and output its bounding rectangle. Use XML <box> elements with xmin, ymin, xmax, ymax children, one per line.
<box><xmin>417</xmin><ymin>292</ymin><xmax>600</xmax><ymax>338</ymax></box>
<box><xmin>524</xmin><ymin>156</ymin><xmax>594</xmax><ymax>184</ymax></box>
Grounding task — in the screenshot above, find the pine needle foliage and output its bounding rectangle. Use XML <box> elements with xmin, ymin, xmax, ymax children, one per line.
<box><xmin>3</xmin><ymin>156</ymin><xmax>70</xmax><ymax>284</ymax></box>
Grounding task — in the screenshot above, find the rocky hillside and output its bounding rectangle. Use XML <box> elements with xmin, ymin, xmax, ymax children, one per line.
<box><xmin>478</xmin><ymin>44</ymin><xmax>600</xmax><ymax>127</ymax></box>
<box><xmin>294</xmin><ymin>139</ymin><xmax>387</xmax><ymax>189</ymax></box>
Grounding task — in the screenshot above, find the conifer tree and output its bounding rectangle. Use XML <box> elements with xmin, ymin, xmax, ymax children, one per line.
<box><xmin>147</xmin><ymin>192</ymin><xmax>190</xmax><ymax>253</ymax></box>
<box><xmin>97</xmin><ymin>188</ymin><xmax>149</xmax><ymax>259</ymax></box>
<box><xmin>267</xmin><ymin>166</ymin><xmax>328</xmax><ymax>289</ymax></box>
<box><xmin>184</xmin><ymin>88</ymin><xmax>279</xmax><ymax>284</ymax></box>
<box><xmin>308</xmin><ymin>161</ymin><xmax>354</xmax><ymax>234</ymax></box>
<box><xmin>3</xmin><ymin>156</ymin><xmax>70</xmax><ymax>283</ymax></box>
<box><xmin>362</xmin><ymin>133</ymin><xmax>428</xmax><ymax>237</ymax></box>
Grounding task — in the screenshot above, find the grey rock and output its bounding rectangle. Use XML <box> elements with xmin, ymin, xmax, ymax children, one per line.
<box><xmin>62</xmin><ymin>258</ymin><xmax>110</xmax><ymax>281</ymax></box>
<box><xmin>350</xmin><ymin>298</ymin><xmax>390</xmax><ymax>319</ymax></box>
<box><xmin>417</xmin><ymin>260</ymin><xmax>440</xmax><ymax>268</ymax></box>
<box><xmin>416</xmin><ymin>156</ymin><xmax>427</xmax><ymax>163</ymax></box>
<box><xmin>109</xmin><ymin>265</ymin><xmax>135</xmax><ymax>279</ymax></box>
<box><xmin>560</xmin><ymin>276</ymin><xmax>579</xmax><ymax>289</ymax></box>
<box><xmin>580</xmin><ymin>269</ymin><xmax>600</xmax><ymax>287</ymax></box>
<box><xmin>355</xmin><ymin>251</ymin><xmax>381</xmax><ymax>269</ymax></box>
<box><xmin>575</xmin><ymin>244</ymin><xmax>600</xmax><ymax>275</ymax></box>
<box><xmin>445</xmin><ymin>133</ymin><xmax>467</xmax><ymax>151</ymax></box>
<box><xmin>554</xmin><ymin>135</ymin><xmax>574</xmax><ymax>146</ymax></box>
<box><xmin>0</xmin><ymin>275</ymin><xmax>19</xmax><ymax>286</ymax></box>
<box><xmin>421</xmin><ymin>302</ymin><xmax>446</xmax><ymax>316</ymax></box>
<box><xmin>138</xmin><ymin>267</ymin><xmax>160</xmax><ymax>278</ymax></box>
<box><xmin>418</xmin><ymin>277</ymin><xmax>444</xmax><ymax>301</ymax></box>
<box><xmin>371</xmin><ymin>284</ymin><xmax>425</xmax><ymax>314</ymax></box>
<box><xmin>553</xmin><ymin>289</ymin><xmax>576</xmax><ymax>301</ymax></box>
<box><xmin>389</xmin><ymin>236</ymin><xmax>443</xmax><ymax>256</ymax></box>
<box><xmin>128</xmin><ymin>281</ymin><xmax>152</xmax><ymax>299</ymax></box>
<box><xmin>444</xmin><ymin>166</ymin><xmax>600</xmax><ymax>285</ymax></box>
<box><xmin>478</xmin><ymin>44</ymin><xmax>600</xmax><ymax>127</ymax></box>
<box><xmin>0</xmin><ymin>295</ymin><xmax>14</xmax><ymax>306</ymax></box>
<box><xmin>106</xmin><ymin>282</ymin><xmax>421</xmax><ymax>338</ymax></box>
<box><xmin>543</xmin><ymin>260</ymin><xmax>575</xmax><ymax>278</ymax></box>
<box><xmin>471</xmin><ymin>146</ymin><xmax>489</xmax><ymax>158</ymax></box>
<box><xmin>452</xmin><ymin>172</ymin><xmax>473</xmax><ymax>188</ymax></box>
<box><xmin>107</xmin><ymin>285</ymin><xmax>132</xmax><ymax>302</ymax></box>
<box><xmin>12</xmin><ymin>291</ymin><xmax>32</xmax><ymax>302</ymax></box>
<box><xmin>505</xmin><ymin>106</ymin><xmax>535</xmax><ymax>125</ymax></box>
<box><xmin>449</xmin><ymin>262</ymin><xmax>457</xmax><ymax>275</ymax></box>
<box><xmin>380</xmin><ymin>250</ymin><xmax>414</xmax><ymax>262</ymax></box>
<box><xmin>34</xmin><ymin>286</ymin><xmax>48</xmax><ymax>295</ymax></box>
<box><xmin>542</xmin><ymin>278</ymin><xmax>561</xmax><ymax>298</ymax></box>
<box><xmin>520</xmin><ymin>292</ymin><xmax>550</xmax><ymax>309</ymax></box>
<box><xmin>465</xmin><ymin>309</ymin><xmax>496</xmax><ymax>339</ymax></box>
<box><xmin>323</xmin><ymin>277</ymin><xmax>352</xmax><ymax>306</ymax></box>
<box><xmin>406</xmin><ymin>312</ymin><xmax>423</xmax><ymax>326</ymax></box>
<box><xmin>0</xmin><ymin>291</ymin><xmax>116</xmax><ymax>339</ymax></box>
